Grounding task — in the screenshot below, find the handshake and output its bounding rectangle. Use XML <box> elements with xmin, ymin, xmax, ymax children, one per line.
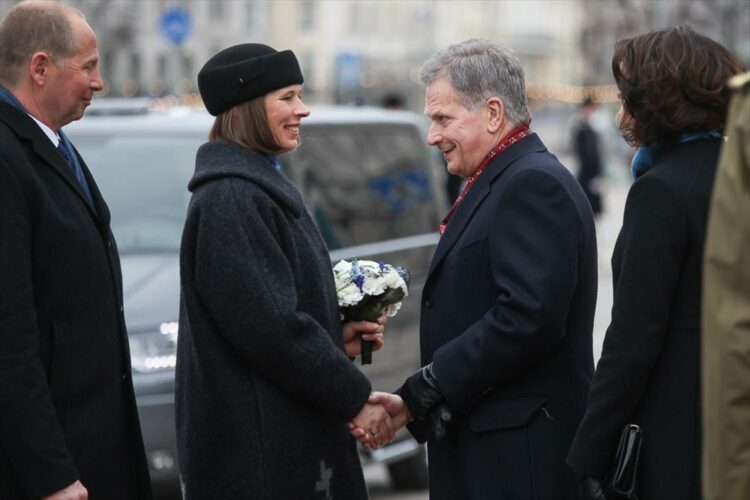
<box><xmin>348</xmin><ymin>392</ymin><xmax>411</xmax><ymax>449</ymax></box>
<box><xmin>347</xmin><ymin>363</ymin><xmax>453</xmax><ymax>449</ymax></box>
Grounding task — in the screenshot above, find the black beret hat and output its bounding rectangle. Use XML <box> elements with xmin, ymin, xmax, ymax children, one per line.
<box><xmin>198</xmin><ymin>43</ymin><xmax>304</xmax><ymax>116</ymax></box>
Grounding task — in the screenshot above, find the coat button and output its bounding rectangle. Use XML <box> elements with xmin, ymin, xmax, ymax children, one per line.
<box><xmin>107</xmin><ymin>239</ymin><xmax>112</xmax><ymax>248</ymax></box>
<box><xmin>121</xmin><ymin>373</ymin><xmax>128</xmax><ymax>381</ymax></box>
<box><xmin>424</xmin><ymin>298</ymin><xmax>433</xmax><ymax>308</ymax></box>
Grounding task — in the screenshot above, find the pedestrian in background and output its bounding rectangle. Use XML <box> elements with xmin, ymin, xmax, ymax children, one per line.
<box><xmin>0</xmin><ymin>1</ymin><xmax>152</xmax><ymax>499</ymax></box>
<box><xmin>360</xmin><ymin>38</ymin><xmax>598</xmax><ymax>500</ymax></box>
<box><xmin>175</xmin><ymin>43</ymin><xmax>392</xmax><ymax>499</ymax></box>
<box><xmin>567</xmin><ymin>26</ymin><xmax>745</xmax><ymax>500</ymax></box>
<box><xmin>702</xmin><ymin>69</ymin><xmax>750</xmax><ymax>500</ymax></box>
<box><xmin>573</xmin><ymin>96</ymin><xmax>604</xmax><ymax>216</ymax></box>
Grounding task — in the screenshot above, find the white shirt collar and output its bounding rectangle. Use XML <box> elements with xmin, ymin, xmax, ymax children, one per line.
<box><xmin>27</xmin><ymin>114</ymin><xmax>60</xmax><ymax>147</ymax></box>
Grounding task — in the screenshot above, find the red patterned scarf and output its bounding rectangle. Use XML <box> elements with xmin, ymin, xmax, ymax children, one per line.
<box><xmin>439</xmin><ymin>123</ymin><xmax>531</xmax><ymax>235</ymax></box>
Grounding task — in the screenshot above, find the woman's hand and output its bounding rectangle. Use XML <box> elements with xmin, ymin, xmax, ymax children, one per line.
<box><xmin>42</xmin><ymin>481</ymin><xmax>88</xmax><ymax>500</ymax></box>
<box><xmin>343</xmin><ymin>314</ymin><xmax>386</xmax><ymax>357</ymax></box>
<box><xmin>349</xmin><ymin>401</ymin><xmax>394</xmax><ymax>449</ymax></box>
<box><xmin>350</xmin><ymin>392</ymin><xmax>411</xmax><ymax>449</ymax></box>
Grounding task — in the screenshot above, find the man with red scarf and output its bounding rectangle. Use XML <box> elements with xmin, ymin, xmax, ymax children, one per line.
<box><xmin>356</xmin><ymin>39</ymin><xmax>598</xmax><ymax>499</ymax></box>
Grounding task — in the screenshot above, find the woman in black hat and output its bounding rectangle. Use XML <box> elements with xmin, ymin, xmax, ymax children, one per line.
<box><xmin>175</xmin><ymin>44</ymin><xmax>391</xmax><ymax>499</ymax></box>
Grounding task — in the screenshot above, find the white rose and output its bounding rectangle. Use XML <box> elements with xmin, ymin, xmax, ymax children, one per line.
<box><xmin>333</xmin><ymin>259</ymin><xmax>352</xmax><ymax>275</ymax></box>
<box><xmin>337</xmin><ymin>282</ymin><xmax>363</xmax><ymax>307</ymax></box>
<box><xmin>383</xmin><ymin>270</ymin><xmax>408</xmax><ymax>296</ymax></box>
<box><xmin>384</xmin><ymin>302</ymin><xmax>402</xmax><ymax>317</ymax></box>
<box><xmin>362</xmin><ymin>275</ymin><xmax>386</xmax><ymax>296</ymax></box>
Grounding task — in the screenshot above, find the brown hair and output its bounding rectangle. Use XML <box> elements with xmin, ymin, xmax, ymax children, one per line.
<box><xmin>612</xmin><ymin>26</ymin><xmax>745</xmax><ymax>146</ymax></box>
<box><xmin>0</xmin><ymin>1</ymin><xmax>84</xmax><ymax>86</ymax></box>
<box><xmin>208</xmin><ymin>96</ymin><xmax>282</xmax><ymax>153</ymax></box>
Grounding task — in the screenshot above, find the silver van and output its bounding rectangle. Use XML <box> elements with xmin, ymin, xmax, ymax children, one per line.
<box><xmin>65</xmin><ymin>102</ymin><xmax>447</xmax><ymax>496</ymax></box>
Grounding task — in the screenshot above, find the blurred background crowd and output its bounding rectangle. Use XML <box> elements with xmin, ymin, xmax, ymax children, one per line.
<box><xmin>0</xmin><ymin>0</ymin><xmax>745</xmax><ymax>106</ymax></box>
<box><xmin>2</xmin><ymin>0</ymin><xmax>746</xmax><ymax>204</ymax></box>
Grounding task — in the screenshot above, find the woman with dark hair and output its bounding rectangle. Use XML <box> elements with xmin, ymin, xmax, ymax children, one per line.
<box><xmin>175</xmin><ymin>44</ymin><xmax>392</xmax><ymax>499</ymax></box>
<box><xmin>567</xmin><ymin>26</ymin><xmax>744</xmax><ymax>500</ymax></box>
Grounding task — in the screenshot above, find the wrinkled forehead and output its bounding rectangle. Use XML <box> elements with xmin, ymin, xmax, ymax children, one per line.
<box><xmin>424</xmin><ymin>78</ymin><xmax>463</xmax><ymax>115</ymax></box>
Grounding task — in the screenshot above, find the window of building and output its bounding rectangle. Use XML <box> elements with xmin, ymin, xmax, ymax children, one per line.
<box><xmin>300</xmin><ymin>0</ymin><xmax>315</xmax><ymax>32</ymax></box>
<box><xmin>209</xmin><ymin>0</ymin><xmax>224</xmax><ymax>22</ymax></box>
<box><xmin>130</xmin><ymin>53</ymin><xmax>141</xmax><ymax>84</ymax></box>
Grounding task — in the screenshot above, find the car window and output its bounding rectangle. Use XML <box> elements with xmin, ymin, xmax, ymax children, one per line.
<box><xmin>73</xmin><ymin>120</ymin><xmax>440</xmax><ymax>255</ymax></box>
<box><xmin>285</xmin><ymin>124</ymin><xmax>439</xmax><ymax>250</ymax></box>
<box><xmin>74</xmin><ymin>135</ymin><xmax>202</xmax><ymax>254</ymax></box>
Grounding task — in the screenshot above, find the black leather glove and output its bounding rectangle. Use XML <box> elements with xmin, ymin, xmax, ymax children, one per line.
<box><xmin>579</xmin><ymin>475</ymin><xmax>607</xmax><ymax>500</ymax></box>
<box><xmin>398</xmin><ymin>363</ymin><xmax>453</xmax><ymax>440</ymax></box>
<box><xmin>429</xmin><ymin>401</ymin><xmax>453</xmax><ymax>440</ymax></box>
<box><xmin>399</xmin><ymin>363</ymin><xmax>445</xmax><ymax>420</ymax></box>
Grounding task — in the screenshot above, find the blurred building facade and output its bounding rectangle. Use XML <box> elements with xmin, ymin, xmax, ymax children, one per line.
<box><xmin>0</xmin><ymin>0</ymin><xmax>747</xmax><ymax>109</ymax></box>
<box><xmin>579</xmin><ymin>0</ymin><xmax>750</xmax><ymax>85</ymax></box>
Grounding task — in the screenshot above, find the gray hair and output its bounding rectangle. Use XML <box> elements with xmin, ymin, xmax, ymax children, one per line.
<box><xmin>420</xmin><ymin>39</ymin><xmax>530</xmax><ymax>125</ymax></box>
<box><xmin>0</xmin><ymin>1</ymin><xmax>84</xmax><ymax>86</ymax></box>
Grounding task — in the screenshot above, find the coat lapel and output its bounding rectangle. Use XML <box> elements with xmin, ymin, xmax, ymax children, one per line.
<box><xmin>426</xmin><ymin>133</ymin><xmax>547</xmax><ymax>278</ymax></box>
<box><xmin>0</xmin><ymin>102</ymin><xmax>107</xmax><ymax>229</ymax></box>
<box><xmin>72</xmin><ymin>144</ymin><xmax>111</xmax><ymax>229</ymax></box>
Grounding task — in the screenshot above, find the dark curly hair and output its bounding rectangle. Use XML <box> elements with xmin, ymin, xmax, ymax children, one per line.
<box><xmin>612</xmin><ymin>26</ymin><xmax>745</xmax><ymax>147</ymax></box>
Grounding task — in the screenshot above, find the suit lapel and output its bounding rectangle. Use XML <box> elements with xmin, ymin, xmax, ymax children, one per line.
<box><xmin>426</xmin><ymin>133</ymin><xmax>547</xmax><ymax>278</ymax></box>
<box><xmin>71</xmin><ymin>143</ymin><xmax>111</xmax><ymax>228</ymax></box>
<box><xmin>0</xmin><ymin>102</ymin><xmax>106</xmax><ymax>229</ymax></box>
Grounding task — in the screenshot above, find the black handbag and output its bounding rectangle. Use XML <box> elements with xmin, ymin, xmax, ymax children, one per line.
<box><xmin>606</xmin><ymin>423</ymin><xmax>643</xmax><ymax>499</ymax></box>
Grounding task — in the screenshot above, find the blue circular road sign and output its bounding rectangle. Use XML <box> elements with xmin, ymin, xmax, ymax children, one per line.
<box><xmin>160</xmin><ymin>7</ymin><xmax>192</xmax><ymax>46</ymax></box>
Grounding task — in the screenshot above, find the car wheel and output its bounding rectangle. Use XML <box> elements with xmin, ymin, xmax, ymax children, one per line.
<box><xmin>387</xmin><ymin>445</ymin><xmax>429</xmax><ymax>490</ymax></box>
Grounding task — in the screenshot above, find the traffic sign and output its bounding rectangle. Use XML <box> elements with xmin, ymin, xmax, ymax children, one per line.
<box><xmin>160</xmin><ymin>7</ymin><xmax>192</xmax><ymax>46</ymax></box>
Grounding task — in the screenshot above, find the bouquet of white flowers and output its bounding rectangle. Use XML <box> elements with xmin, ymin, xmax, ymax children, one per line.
<box><xmin>333</xmin><ymin>259</ymin><xmax>409</xmax><ymax>364</ymax></box>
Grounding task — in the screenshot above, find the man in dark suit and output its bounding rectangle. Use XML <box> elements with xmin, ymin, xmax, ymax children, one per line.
<box><xmin>573</xmin><ymin>97</ymin><xmax>604</xmax><ymax>216</ymax></box>
<box><xmin>0</xmin><ymin>2</ymin><xmax>151</xmax><ymax>499</ymax></box>
<box><xmin>360</xmin><ymin>39</ymin><xmax>598</xmax><ymax>499</ymax></box>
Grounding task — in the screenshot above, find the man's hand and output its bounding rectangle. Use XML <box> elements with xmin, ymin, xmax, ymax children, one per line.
<box><xmin>42</xmin><ymin>480</ymin><xmax>88</xmax><ymax>500</ymax></box>
<box><xmin>350</xmin><ymin>392</ymin><xmax>411</xmax><ymax>449</ymax></box>
<box><xmin>342</xmin><ymin>314</ymin><xmax>386</xmax><ymax>358</ymax></box>
<box><xmin>349</xmin><ymin>402</ymin><xmax>394</xmax><ymax>448</ymax></box>
<box><xmin>369</xmin><ymin>392</ymin><xmax>411</xmax><ymax>429</ymax></box>
<box><xmin>398</xmin><ymin>363</ymin><xmax>453</xmax><ymax>440</ymax></box>
<box><xmin>399</xmin><ymin>363</ymin><xmax>443</xmax><ymax>420</ymax></box>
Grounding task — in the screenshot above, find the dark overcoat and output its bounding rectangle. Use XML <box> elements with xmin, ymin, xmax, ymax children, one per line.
<box><xmin>175</xmin><ymin>140</ymin><xmax>372</xmax><ymax>500</ymax></box>
<box><xmin>702</xmin><ymin>74</ymin><xmax>750</xmax><ymax>500</ymax></box>
<box><xmin>567</xmin><ymin>138</ymin><xmax>722</xmax><ymax>500</ymax></box>
<box><xmin>0</xmin><ymin>101</ymin><xmax>152</xmax><ymax>499</ymax></box>
<box><xmin>573</xmin><ymin>120</ymin><xmax>603</xmax><ymax>215</ymax></box>
<box><xmin>410</xmin><ymin>133</ymin><xmax>598</xmax><ymax>500</ymax></box>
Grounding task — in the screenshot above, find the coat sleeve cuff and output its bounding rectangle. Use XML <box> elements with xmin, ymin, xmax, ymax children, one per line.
<box><xmin>25</xmin><ymin>465</ymin><xmax>79</xmax><ymax>500</ymax></box>
<box><xmin>406</xmin><ymin>419</ymin><xmax>429</xmax><ymax>444</ymax></box>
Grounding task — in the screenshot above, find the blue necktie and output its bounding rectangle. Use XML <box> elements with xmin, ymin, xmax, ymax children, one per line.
<box><xmin>57</xmin><ymin>138</ymin><xmax>95</xmax><ymax>207</ymax></box>
<box><xmin>0</xmin><ymin>84</ymin><xmax>95</xmax><ymax>208</ymax></box>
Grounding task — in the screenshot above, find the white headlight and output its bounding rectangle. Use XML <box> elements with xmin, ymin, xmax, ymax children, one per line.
<box><xmin>130</xmin><ymin>322</ymin><xmax>178</xmax><ymax>373</ymax></box>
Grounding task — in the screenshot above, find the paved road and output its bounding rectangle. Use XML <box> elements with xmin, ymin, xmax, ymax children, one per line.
<box><xmin>365</xmin><ymin>461</ymin><xmax>427</xmax><ymax>500</ymax></box>
<box><xmin>591</xmin><ymin>177</ymin><xmax>629</xmax><ymax>361</ymax></box>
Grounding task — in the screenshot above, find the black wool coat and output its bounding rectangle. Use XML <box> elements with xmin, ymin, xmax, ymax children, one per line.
<box><xmin>176</xmin><ymin>140</ymin><xmax>372</xmax><ymax>500</ymax></box>
<box><xmin>0</xmin><ymin>101</ymin><xmax>152</xmax><ymax>499</ymax></box>
<box><xmin>410</xmin><ymin>134</ymin><xmax>598</xmax><ymax>500</ymax></box>
<box><xmin>567</xmin><ymin>138</ymin><xmax>722</xmax><ymax>500</ymax></box>
<box><xmin>573</xmin><ymin>120</ymin><xmax>603</xmax><ymax>215</ymax></box>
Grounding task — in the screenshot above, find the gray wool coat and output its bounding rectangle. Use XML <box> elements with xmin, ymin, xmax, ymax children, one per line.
<box><xmin>175</xmin><ymin>140</ymin><xmax>372</xmax><ymax>500</ymax></box>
